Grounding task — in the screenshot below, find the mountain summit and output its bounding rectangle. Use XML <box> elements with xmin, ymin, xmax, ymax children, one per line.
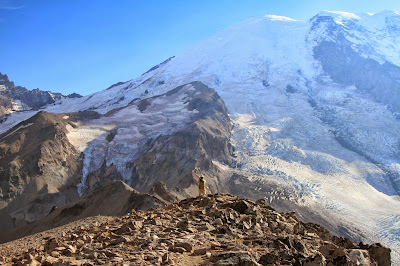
<box><xmin>0</xmin><ymin>10</ymin><xmax>400</xmax><ymax>264</ymax></box>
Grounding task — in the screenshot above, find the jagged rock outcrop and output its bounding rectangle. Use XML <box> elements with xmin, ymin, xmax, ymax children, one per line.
<box><xmin>84</xmin><ymin>162</ymin><xmax>123</xmax><ymax>192</ymax></box>
<box><xmin>0</xmin><ymin>73</ymin><xmax>82</xmax><ymax>116</ymax></box>
<box><xmin>149</xmin><ymin>181</ymin><xmax>179</xmax><ymax>204</ymax></box>
<box><xmin>0</xmin><ymin>111</ymin><xmax>98</xmax><ymax>233</ymax></box>
<box><xmin>0</xmin><ymin>194</ymin><xmax>391</xmax><ymax>265</ymax></box>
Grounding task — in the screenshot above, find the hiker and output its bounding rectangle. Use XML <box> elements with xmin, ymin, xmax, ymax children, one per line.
<box><xmin>198</xmin><ymin>176</ymin><xmax>206</xmax><ymax>196</ymax></box>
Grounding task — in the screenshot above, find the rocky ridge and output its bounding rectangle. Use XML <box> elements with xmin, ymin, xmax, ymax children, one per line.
<box><xmin>0</xmin><ymin>111</ymin><xmax>100</xmax><ymax>233</ymax></box>
<box><xmin>0</xmin><ymin>81</ymin><xmax>234</xmax><ymax>238</ymax></box>
<box><xmin>0</xmin><ymin>72</ymin><xmax>81</xmax><ymax>117</ymax></box>
<box><xmin>0</xmin><ymin>194</ymin><xmax>391</xmax><ymax>265</ymax></box>
<box><xmin>0</xmin><ymin>180</ymin><xmax>174</xmax><ymax>244</ymax></box>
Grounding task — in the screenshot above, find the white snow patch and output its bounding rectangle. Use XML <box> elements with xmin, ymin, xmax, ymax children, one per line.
<box><xmin>1</xmin><ymin>123</ymin><xmax>33</xmax><ymax>139</ymax></box>
<box><xmin>264</xmin><ymin>15</ymin><xmax>297</xmax><ymax>22</ymax></box>
<box><xmin>319</xmin><ymin>10</ymin><xmax>360</xmax><ymax>20</ymax></box>
<box><xmin>66</xmin><ymin>123</ymin><xmax>116</xmax><ymax>152</ymax></box>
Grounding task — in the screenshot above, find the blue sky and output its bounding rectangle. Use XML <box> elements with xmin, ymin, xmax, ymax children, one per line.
<box><xmin>1</xmin><ymin>0</ymin><xmax>399</xmax><ymax>95</ymax></box>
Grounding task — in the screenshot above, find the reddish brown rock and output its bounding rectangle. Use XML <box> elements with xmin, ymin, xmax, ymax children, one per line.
<box><xmin>0</xmin><ymin>194</ymin><xmax>391</xmax><ymax>265</ymax></box>
<box><xmin>368</xmin><ymin>243</ymin><xmax>391</xmax><ymax>266</ymax></box>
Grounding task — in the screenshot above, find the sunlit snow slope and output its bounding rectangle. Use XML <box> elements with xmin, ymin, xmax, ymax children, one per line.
<box><xmin>1</xmin><ymin>10</ymin><xmax>400</xmax><ymax>264</ymax></box>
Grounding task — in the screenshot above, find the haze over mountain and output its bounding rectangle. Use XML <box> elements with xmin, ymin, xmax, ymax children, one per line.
<box><xmin>1</xmin><ymin>10</ymin><xmax>400</xmax><ymax>264</ymax></box>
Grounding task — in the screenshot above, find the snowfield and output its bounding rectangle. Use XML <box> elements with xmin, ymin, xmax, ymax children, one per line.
<box><xmin>1</xmin><ymin>10</ymin><xmax>400</xmax><ymax>264</ymax></box>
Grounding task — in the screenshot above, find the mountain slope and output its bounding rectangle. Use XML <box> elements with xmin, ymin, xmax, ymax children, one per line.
<box><xmin>0</xmin><ymin>10</ymin><xmax>400</xmax><ymax>264</ymax></box>
<box><xmin>0</xmin><ymin>194</ymin><xmax>391</xmax><ymax>265</ymax></box>
<box><xmin>0</xmin><ymin>180</ymin><xmax>175</xmax><ymax>244</ymax></box>
<box><xmin>0</xmin><ymin>81</ymin><xmax>233</xmax><ymax>236</ymax></box>
<box><xmin>0</xmin><ymin>111</ymin><xmax>101</xmax><ymax>232</ymax></box>
<box><xmin>80</xmin><ymin>11</ymin><xmax>399</xmax><ymax>261</ymax></box>
<box><xmin>115</xmin><ymin>11</ymin><xmax>400</xmax><ymax>262</ymax></box>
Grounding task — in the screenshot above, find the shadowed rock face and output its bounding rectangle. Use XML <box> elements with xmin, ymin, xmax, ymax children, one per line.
<box><xmin>312</xmin><ymin>22</ymin><xmax>400</xmax><ymax>113</ymax></box>
<box><xmin>84</xmin><ymin>162</ymin><xmax>123</xmax><ymax>192</ymax></box>
<box><xmin>128</xmin><ymin>81</ymin><xmax>233</xmax><ymax>198</ymax></box>
<box><xmin>0</xmin><ymin>111</ymin><xmax>98</xmax><ymax>233</ymax></box>
<box><xmin>148</xmin><ymin>181</ymin><xmax>179</xmax><ymax>203</ymax></box>
<box><xmin>77</xmin><ymin>81</ymin><xmax>233</xmax><ymax>198</ymax></box>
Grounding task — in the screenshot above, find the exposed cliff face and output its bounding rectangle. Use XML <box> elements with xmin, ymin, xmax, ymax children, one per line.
<box><xmin>311</xmin><ymin>16</ymin><xmax>400</xmax><ymax>114</ymax></box>
<box><xmin>64</xmin><ymin>81</ymin><xmax>232</xmax><ymax>197</ymax></box>
<box><xmin>128</xmin><ymin>81</ymin><xmax>233</xmax><ymax>197</ymax></box>
<box><xmin>0</xmin><ymin>111</ymin><xmax>98</xmax><ymax>233</ymax></box>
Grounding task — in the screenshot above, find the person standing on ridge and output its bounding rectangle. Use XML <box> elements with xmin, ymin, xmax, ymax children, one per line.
<box><xmin>198</xmin><ymin>176</ymin><xmax>206</xmax><ymax>196</ymax></box>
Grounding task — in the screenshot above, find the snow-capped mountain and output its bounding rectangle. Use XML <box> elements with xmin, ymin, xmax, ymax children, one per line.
<box><xmin>0</xmin><ymin>73</ymin><xmax>82</xmax><ymax>119</ymax></box>
<box><xmin>1</xmin><ymin>10</ymin><xmax>400</xmax><ymax>264</ymax></box>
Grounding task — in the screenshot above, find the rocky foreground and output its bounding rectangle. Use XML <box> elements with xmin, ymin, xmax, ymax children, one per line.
<box><xmin>0</xmin><ymin>194</ymin><xmax>391</xmax><ymax>265</ymax></box>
